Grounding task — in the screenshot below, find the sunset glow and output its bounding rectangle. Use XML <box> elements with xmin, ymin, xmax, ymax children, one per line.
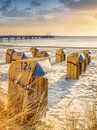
<box><xmin>0</xmin><ymin>0</ymin><xmax>97</xmax><ymax>35</ymax></box>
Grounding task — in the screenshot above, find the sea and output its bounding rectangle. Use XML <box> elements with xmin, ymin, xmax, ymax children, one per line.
<box><xmin>0</xmin><ymin>36</ymin><xmax>97</xmax><ymax>49</ymax></box>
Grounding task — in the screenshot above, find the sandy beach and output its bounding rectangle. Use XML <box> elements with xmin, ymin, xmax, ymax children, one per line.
<box><xmin>0</xmin><ymin>46</ymin><xmax>97</xmax><ymax>130</ymax></box>
<box><xmin>1</xmin><ymin>0</ymin><xmax>97</xmax><ymax>129</ymax></box>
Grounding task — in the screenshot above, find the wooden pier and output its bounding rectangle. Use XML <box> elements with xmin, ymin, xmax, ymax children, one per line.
<box><xmin>0</xmin><ymin>35</ymin><xmax>55</xmax><ymax>42</ymax></box>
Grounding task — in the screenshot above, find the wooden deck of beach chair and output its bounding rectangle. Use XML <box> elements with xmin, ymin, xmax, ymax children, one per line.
<box><xmin>6</xmin><ymin>49</ymin><xmax>27</xmax><ymax>63</ymax></box>
<box><xmin>7</xmin><ymin>59</ymin><xmax>48</xmax><ymax>128</ymax></box>
<box><xmin>66</xmin><ymin>52</ymin><xmax>85</xmax><ymax>79</ymax></box>
<box><xmin>56</xmin><ymin>49</ymin><xmax>65</xmax><ymax>62</ymax></box>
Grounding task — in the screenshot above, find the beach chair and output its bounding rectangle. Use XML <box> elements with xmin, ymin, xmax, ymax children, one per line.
<box><xmin>30</xmin><ymin>47</ymin><xmax>49</xmax><ymax>58</ymax></box>
<box><xmin>80</xmin><ymin>53</ymin><xmax>86</xmax><ymax>72</ymax></box>
<box><xmin>83</xmin><ymin>50</ymin><xmax>91</xmax><ymax>65</ymax></box>
<box><xmin>6</xmin><ymin>49</ymin><xmax>27</xmax><ymax>63</ymax></box>
<box><xmin>36</xmin><ymin>50</ymin><xmax>49</xmax><ymax>57</ymax></box>
<box><xmin>66</xmin><ymin>52</ymin><xmax>85</xmax><ymax>79</ymax></box>
<box><xmin>30</xmin><ymin>47</ymin><xmax>39</xmax><ymax>57</ymax></box>
<box><xmin>7</xmin><ymin>59</ymin><xmax>48</xmax><ymax>128</ymax></box>
<box><xmin>56</xmin><ymin>49</ymin><xmax>65</xmax><ymax>62</ymax></box>
<box><xmin>6</xmin><ymin>49</ymin><xmax>15</xmax><ymax>63</ymax></box>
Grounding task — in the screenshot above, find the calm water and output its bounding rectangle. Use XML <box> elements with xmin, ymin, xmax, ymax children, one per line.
<box><xmin>0</xmin><ymin>37</ymin><xmax>97</xmax><ymax>48</ymax></box>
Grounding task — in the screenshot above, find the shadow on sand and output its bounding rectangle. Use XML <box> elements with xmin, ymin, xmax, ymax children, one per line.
<box><xmin>48</xmin><ymin>75</ymin><xmax>78</xmax><ymax>108</ymax></box>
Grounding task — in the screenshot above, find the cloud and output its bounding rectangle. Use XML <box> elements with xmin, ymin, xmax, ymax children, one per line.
<box><xmin>1</xmin><ymin>0</ymin><xmax>97</xmax><ymax>26</ymax></box>
<box><xmin>31</xmin><ymin>0</ymin><xmax>41</xmax><ymax>7</ymax></box>
<box><xmin>0</xmin><ymin>0</ymin><xmax>40</xmax><ymax>17</ymax></box>
<box><xmin>0</xmin><ymin>0</ymin><xmax>12</xmax><ymax>11</ymax></box>
<box><xmin>25</xmin><ymin>0</ymin><xmax>41</xmax><ymax>11</ymax></box>
<box><xmin>3</xmin><ymin>10</ymin><xmax>30</xmax><ymax>17</ymax></box>
<box><xmin>0</xmin><ymin>0</ymin><xmax>64</xmax><ymax>18</ymax></box>
<box><xmin>59</xmin><ymin>0</ymin><xmax>97</xmax><ymax>9</ymax></box>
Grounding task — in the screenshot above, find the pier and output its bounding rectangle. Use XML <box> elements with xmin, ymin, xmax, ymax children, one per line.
<box><xmin>0</xmin><ymin>35</ymin><xmax>55</xmax><ymax>42</ymax></box>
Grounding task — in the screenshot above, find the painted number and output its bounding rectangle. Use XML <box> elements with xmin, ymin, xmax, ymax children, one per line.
<box><xmin>21</xmin><ymin>62</ymin><xmax>32</xmax><ymax>70</ymax></box>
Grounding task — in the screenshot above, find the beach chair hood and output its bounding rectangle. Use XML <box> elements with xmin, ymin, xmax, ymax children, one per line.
<box><xmin>9</xmin><ymin>60</ymin><xmax>45</xmax><ymax>86</ymax></box>
<box><xmin>6</xmin><ymin>49</ymin><xmax>15</xmax><ymax>55</ymax></box>
<box><xmin>56</xmin><ymin>49</ymin><xmax>63</xmax><ymax>54</ymax></box>
<box><xmin>30</xmin><ymin>47</ymin><xmax>38</xmax><ymax>51</ymax></box>
<box><xmin>67</xmin><ymin>53</ymin><xmax>81</xmax><ymax>64</ymax></box>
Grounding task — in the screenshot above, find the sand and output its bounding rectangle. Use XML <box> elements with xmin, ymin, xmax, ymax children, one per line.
<box><xmin>0</xmin><ymin>47</ymin><xmax>97</xmax><ymax>130</ymax></box>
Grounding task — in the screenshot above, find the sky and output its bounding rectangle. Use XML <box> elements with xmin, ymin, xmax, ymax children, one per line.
<box><xmin>0</xmin><ymin>0</ymin><xmax>97</xmax><ymax>35</ymax></box>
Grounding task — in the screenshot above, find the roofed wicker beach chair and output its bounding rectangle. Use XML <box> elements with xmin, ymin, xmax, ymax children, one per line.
<box><xmin>83</xmin><ymin>50</ymin><xmax>92</xmax><ymax>65</ymax></box>
<box><xmin>6</xmin><ymin>49</ymin><xmax>27</xmax><ymax>63</ymax></box>
<box><xmin>8</xmin><ymin>59</ymin><xmax>48</xmax><ymax>129</ymax></box>
<box><xmin>30</xmin><ymin>47</ymin><xmax>49</xmax><ymax>58</ymax></box>
<box><xmin>66</xmin><ymin>52</ymin><xmax>85</xmax><ymax>79</ymax></box>
<box><xmin>56</xmin><ymin>49</ymin><xmax>66</xmax><ymax>62</ymax></box>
